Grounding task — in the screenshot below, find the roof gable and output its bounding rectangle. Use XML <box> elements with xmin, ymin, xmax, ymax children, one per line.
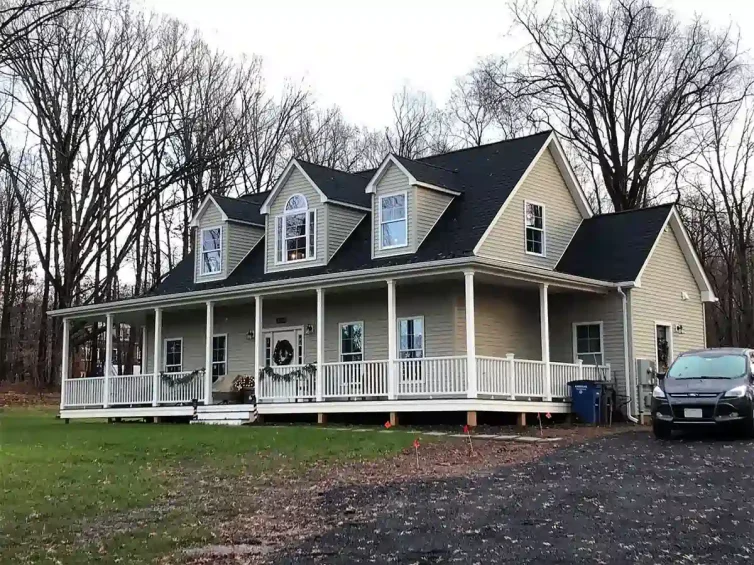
<box><xmin>259</xmin><ymin>159</ymin><xmax>327</xmax><ymax>215</ymax></box>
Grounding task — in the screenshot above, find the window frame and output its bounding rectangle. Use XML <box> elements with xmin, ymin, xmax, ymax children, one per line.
<box><xmin>212</xmin><ymin>333</ymin><xmax>227</xmax><ymax>381</ymax></box>
<box><xmin>397</xmin><ymin>316</ymin><xmax>425</xmax><ymax>359</ymax></box>
<box><xmin>523</xmin><ymin>200</ymin><xmax>546</xmax><ymax>257</ymax></box>
<box><xmin>339</xmin><ymin>321</ymin><xmax>365</xmax><ymax>363</ymax></box>
<box><xmin>163</xmin><ymin>337</ymin><xmax>183</xmax><ymax>374</ymax></box>
<box><xmin>200</xmin><ymin>226</ymin><xmax>223</xmax><ymax>276</ymax></box>
<box><xmin>572</xmin><ymin>322</ymin><xmax>604</xmax><ymax>366</ymax></box>
<box><xmin>379</xmin><ymin>191</ymin><xmax>408</xmax><ymax>250</ymax></box>
<box><xmin>274</xmin><ymin>194</ymin><xmax>316</xmax><ymax>265</ymax></box>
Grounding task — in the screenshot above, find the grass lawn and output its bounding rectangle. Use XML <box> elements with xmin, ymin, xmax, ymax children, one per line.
<box><xmin>0</xmin><ymin>408</ymin><xmax>419</xmax><ymax>564</ymax></box>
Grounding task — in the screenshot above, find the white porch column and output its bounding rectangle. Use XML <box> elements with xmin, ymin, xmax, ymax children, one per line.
<box><xmin>254</xmin><ymin>295</ymin><xmax>263</xmax><ymax>402</ymax></box>
<box><xmin>204</xmin><ymin>300</ymin><xmax>214</xmax><ymax>405</ymax></box>
<box><xmin>141</xmin><ymin>326</ymin><xmax>148</xmax><ymax>375</ymax></box>
<box><xmin>540</xmin><ymin>283</ymin><xmax>552</xmax><ymax>401</ymax></box>
<box><xmin>103</xmin><ymin>313</ymin><xmax>113</xmax><ymax>408</ymax></box>
<box><xmin>60</xmin><ymin>318</ymin><xmax>70</xmax><ymax>409</ymax></box>
<box><xmin>152</xmin><ymin>307</ymin><xmax>162</xmax><ymax>406</ymax></box>
<box><xmin>464</xmin><ymin>271</ymin><xmax>477</xmax><ymax>399</ymax></box>
<box><xmin>316</xmin><ymin>288</ymin><xmax>325</xmax><ymax>401</ymax></box>
<box><xmin>387</xmin><ymin>279</ymin><xmax>397</xmax><ymax>400</ymax></box>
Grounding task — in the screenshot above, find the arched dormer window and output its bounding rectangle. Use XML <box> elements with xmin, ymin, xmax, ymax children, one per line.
<box><xmin>275</xmin><ymin>194</ymin><xmax>316</xmax><ymax>263</ymax></box>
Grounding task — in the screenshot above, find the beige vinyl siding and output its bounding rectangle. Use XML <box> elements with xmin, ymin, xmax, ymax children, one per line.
<box><xmin>226</xmin><ymin>223</ymin><xmax>264</xmax><ymax>274</ymax></box>
<box><xmin>630</xmin><ymin>225</ymin><xmax>705</xmax><ymax>365</ymax></box>
<box><xmin>477</xmin><ymin>148</ymin><xmax>584</xmax><ymax>269</ymax></box>
<box><xmin>549</xmin><ymin>291</ymin><xmax>627</xmax><ymax>398</ymax></box>
<box><xmin>372</xmin><ymin>163</ymin><xmax>416</xmax><ymax>258</ymax></box>
<box><xmin>415</xmin><ymin>186</ymin><xmax>453</xmax><ymax>248</ymax></box>
<box><xmin>326</xmin><ymin>204</ymin><xmax>365</xmax><ymax>261</ymax></box>
<box><xmin>194</xmin><ymin>204</ymin><xmax>228</xmax><ymax>283</ymax></box>
<box><xmin>265</xmin><ymin>168</ymin><xmax>326</xmax><ymax>273</ymax></box>
<box><xmin>145</xmin><ymin>303</ymin><xmax>256</xmax><ymax>392</ymax></box>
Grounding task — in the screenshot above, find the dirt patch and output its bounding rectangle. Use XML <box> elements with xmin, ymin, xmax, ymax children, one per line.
<box><xmin>0</xmin><ymin>383</ymin><xmax>59</xmax><ymax>407</ymax></box>
<box><xmin>179</xmin><ymin>425</ymin><xmax>633</xmax><ymax>565</ymax></box>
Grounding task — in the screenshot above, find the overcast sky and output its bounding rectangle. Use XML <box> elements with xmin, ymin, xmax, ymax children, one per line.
<box><xmin>141</xmin><ymin>0</ymin><xmax>750</xmax><ymax>130</ymax></box>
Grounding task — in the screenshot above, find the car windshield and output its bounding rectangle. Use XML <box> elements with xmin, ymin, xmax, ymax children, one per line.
<box><xmin>667</xmin><ymin>354</ymin><xmax>748</xmax><ymax>380</ymax></box>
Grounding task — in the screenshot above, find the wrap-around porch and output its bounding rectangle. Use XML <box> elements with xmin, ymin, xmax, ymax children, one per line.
<box><xmin>59</xmin><ymin>270</ymin><xmax>612</xmax><ymax>416</ymax></box>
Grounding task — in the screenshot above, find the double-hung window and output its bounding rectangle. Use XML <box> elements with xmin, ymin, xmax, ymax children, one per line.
<box><xmin>212</xmin><ymin>335</ymin><xmax>227</xmax><ymax>381</ymax></box>
<box><xmin>340</xmin><ymin>322</ymin><xmax>364</xmax><ymax>362</ymax></box>
<box><xmin>164</xmin><ymin>338</ymin><xmax>183</xmax><ymax>373</ymax></box>
<box><xmin>275</xmin><ymin>194</ymin><xmax>316</xmax><ymax>264</ymax></box>
<box><xmin>574</xmin><ymin>323</ymin><xmax>603</xmax><ymax>365</ymax></box>
<box><xmin>380</xmin><ymin>192</ymin><xmax>407</xmax><ymax>249</ymax></box>
<box><xmin>398</xmin><ymin>317</ymin><xmax>424</xmax><ymax>359</ymax></box>
<box><xmin>524</xmin><ymin>201</ymin><xmax>545</xmax><ymax>256</ymax></box>
<box><xmin>200</xmin><ymin>227</ymin><xmax>223</xmax><ymax>275</ymax></box>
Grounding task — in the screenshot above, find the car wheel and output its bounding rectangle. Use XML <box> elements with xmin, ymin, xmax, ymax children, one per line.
<box><xmin>652</xmin><ymin>420</ymin><xmax>673</xmax><ymax>440</ymax></box>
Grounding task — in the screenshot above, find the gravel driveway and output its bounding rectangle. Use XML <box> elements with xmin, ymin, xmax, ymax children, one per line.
<box><xmin>274</xmin><ymin>430</ymin><xmax>754</xmax><ymax>564</ymax></box>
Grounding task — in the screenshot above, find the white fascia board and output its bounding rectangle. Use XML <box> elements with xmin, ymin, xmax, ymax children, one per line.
<box><xmin>411</xmin><ymin>181</ymin><xmax>460</xmax><ymax>196</ymax></box>
<box><xmin>189</xmin><ymin>195</ymin><xmax>228</xmax><ymax>228</ymax></box>
<box><xmin>259</xmin><ymin>159</ymin><xmax>328</xmax><ymax>214</ymax></box>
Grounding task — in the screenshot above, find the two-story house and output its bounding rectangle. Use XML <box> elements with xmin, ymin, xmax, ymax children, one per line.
<box><xmin>52</xmin><ymin>131</ymin><xmax>715</xmax><ymax>425</ymax></box>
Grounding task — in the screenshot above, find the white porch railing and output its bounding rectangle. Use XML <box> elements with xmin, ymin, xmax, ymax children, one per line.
<box><xmin>64</xmin><ymin>377</ymin><xmax>105</xmax><ymax>407</ymax></box>
<box><xmin>109</xmin><ymin>374</ymin><xmax>152</xmax><ymax>405</ymax></box>
<box><xmin>396</xmin><ymin>356</ymin><xmax>468</xmax><ymax>396</ymax></box>
<box><xmin>257</xmin><ymin>365</ymin><xmax>316</xmax><ymax>402</ymax></box>
<box><xmin>158</xmin><ymin>371</ymin><xmax>205</xmax><ymax>404</ymax></box>
<box><xmin>322</xmin><ymin>360</ymin><xmax>389</xmax><ymax>398</ymax></box>
<box><xmin>61</xmin><ymin>357</ymin><xmax>612</xmax><ymax>408</ymax></box>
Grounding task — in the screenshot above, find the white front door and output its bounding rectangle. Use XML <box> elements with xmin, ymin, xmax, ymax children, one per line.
<box><xmin>264</xmin><ymin>328</ymin><xmax>303</xmax><ymax>367</ymax></box>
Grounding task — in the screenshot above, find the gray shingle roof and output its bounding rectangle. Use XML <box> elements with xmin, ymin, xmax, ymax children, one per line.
<box><xmin>556</xmin><ymin>204</ymin><xmax>673</xmax><ymax>282</ymax></box>
<box><xmin>297</xmin><ymin>160</ymin><xmax>372</xmax><ymax>208</ymax></box>
<box><xmin>151</xmin><ymin>132</ymin><xmax>553</xmax><ymax>296</ymax></box>
<box><xmin>393</xmin><ymin>155</ymin><xmax>462</xmax><ymax>193</ymax></box>
<box><xmin>212</xmin><ymin>195</ymin><xmax>264</xmax><ymax>226</ymax></box>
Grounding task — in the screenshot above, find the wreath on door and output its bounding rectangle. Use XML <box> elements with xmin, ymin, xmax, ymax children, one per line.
<box><xmin>272</xmin><ymin>339</ymin><xmax>294</xmax><ymax>366</ymax></box>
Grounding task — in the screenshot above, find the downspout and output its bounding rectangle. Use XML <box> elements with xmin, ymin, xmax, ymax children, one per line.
<box><xmin>617</xmin><ymin>286</ymin><xmax>638</xmax><ymax>424</ymax></box>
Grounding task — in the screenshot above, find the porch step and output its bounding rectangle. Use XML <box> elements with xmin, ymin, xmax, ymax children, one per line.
<box><xmin>192</xmin><ymin>405</ymin><xmax>258</xmax><ymax>426</ymax></box>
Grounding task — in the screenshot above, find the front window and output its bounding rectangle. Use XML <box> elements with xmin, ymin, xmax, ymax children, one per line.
<box><xmin>275</xmin><ymin>194</ymin><xmax>315</xmax><ymax>263</ymax></box>
<box><xmin>212</xmin><ymin>335</ymin><xmax>227</xmax><ymax>381</ymax></box>
<box><xmin>574</xmin><ymin>323</ymin><xmax>603</xmax><ymax>365</ymax></box>
<box><xmin>668</xmin><ymin>353</ymin><xmax>748</xmax><ymax>380</ymax></box>
<box><xmin>380</xmin><ymin>193</ymin><xmax>407</xmax><ymax>249</ymax></box>
<box><xmin>398</xmin><ymin>317</ymin><xmax>424</xmax><ymax>359</ymax></box>
<box><xmin>340</xmin><ymin>322</ymin><xmax>364</xmax><ymax>362</ymax></box>
<box><xmin>524</xmin><ymin>201</ymin><xmax>545</xmax><ymax>256</ymax></box>
<box><xmin>164</xmin><ymin>338</ymin><xmax>183</xmax><ymax>373</ymax></box>
<box><xmin>200</xmin><ymin>227</ymin><xmax>222</xmax><ymax>275</ymax></box>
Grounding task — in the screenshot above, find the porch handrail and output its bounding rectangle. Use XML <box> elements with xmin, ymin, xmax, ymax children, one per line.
<box><xmin>322</xmin><ymin>360</ymin><xmax>389</xmax><ymax>398</ymax></box>
<box><xmin>257</xmin><ymin>364</ymin><xmax>316</xmax><ymax>402</ymax></box>
<box><xmin>395</xmin><ymin>355</ymin><xmax>468</xmax><ymax>397</ymax></box>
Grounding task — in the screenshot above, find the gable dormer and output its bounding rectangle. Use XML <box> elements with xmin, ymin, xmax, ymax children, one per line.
<box><xmin>261</xmin><ymin>159</ymin><xmax>369</xmax><ymax>273</ymax></box>
<box><xmin>190</xmin><ymin>195</ymin><xmax>264</xmax><ymax>283</ymax></box>
<box><xmin>366</xmin><ymin>155</ymin><xmax>458</xmax><ymax>259</ymax></box>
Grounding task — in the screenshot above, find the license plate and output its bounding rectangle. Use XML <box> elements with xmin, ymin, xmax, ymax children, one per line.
<box><xmin>684</xmin><ymin>408</ymin><xmax>703</xmax><ymax>419</ymax></box>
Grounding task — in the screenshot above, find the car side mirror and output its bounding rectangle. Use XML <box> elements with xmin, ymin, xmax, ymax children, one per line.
<box><xmin>656</xmin><ymin>372</ymin><xmax>666</xmax><ymax>381</ymax></box>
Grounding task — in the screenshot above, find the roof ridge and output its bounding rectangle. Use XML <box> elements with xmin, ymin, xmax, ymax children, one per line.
<box><xmin>214</xmin><ymin>194</ymin><xmax>261</xmax><ymax>206</ymax></box>
<box><xmin>416</xmin><ymin>130</ymin><xmax>552</xmax><ymax>162</ymax></box>
<box><xmin>394</xmin><ymin>154</ymin><xmax>458</xmax><ymax>174</ymax></box>
<box><xmin>296</xmin><ymin>158</ymin><xmax>363</xmax><ymax>177</ymax></box>
<box><xmin>590</xmin><ymin>203</ymin><xmax>674</xmax><ymax>219</ymax></box>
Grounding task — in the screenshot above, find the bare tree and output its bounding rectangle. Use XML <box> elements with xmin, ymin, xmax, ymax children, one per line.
<box><xmin>383</xmin><ymin>87</ymin><xmax>451</xmax><ymax>159</ymax></box>
<box><xmin>479</xmin><ymin>0</ymin><xmax>746</xmax><ymax>210</ymax></box>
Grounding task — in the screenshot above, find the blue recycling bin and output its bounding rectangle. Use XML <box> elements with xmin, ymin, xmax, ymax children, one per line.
<box><xmin>568</xmin><ymin>380</ymin><xmax>602</xmax><ymax>424</ymax></box>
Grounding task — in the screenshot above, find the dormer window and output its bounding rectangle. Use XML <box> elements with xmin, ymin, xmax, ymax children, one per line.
<box><xmin>379</xmin><ymin>192</ymin><xmax>407</xmax><ymax>249</ymax></box>
<box><xmin>275</xmin><ymin>194</ymin><xmax>316</xmax><ymax>263</ymax></box>
<box><xmin>200</xmin><ymin>227</ymin><xmax>223</xmax><ymax>275</ymax></box>
<box><xmin>524</xmin><ymin>201</ymin><xmax>545</xmax><ymax>256</ymax></box>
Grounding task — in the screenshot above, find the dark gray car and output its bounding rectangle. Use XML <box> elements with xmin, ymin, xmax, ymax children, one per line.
<box><xmin>651</xmin><ymin>348</ymin><xmax>754</xmax><ymax>439</ymax></box>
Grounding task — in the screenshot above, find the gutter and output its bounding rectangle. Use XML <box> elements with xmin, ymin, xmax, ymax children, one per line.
<box><xmin>617</xmin><ymin>286</ymin><xmax>638</xmax><ymax>424</ymax></box>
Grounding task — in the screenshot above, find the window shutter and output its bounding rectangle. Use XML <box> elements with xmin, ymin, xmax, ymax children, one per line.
<box><xmin>308</xmin><ymin>210</ymin><xmax>316</xmax><ymax>258</ymax></box>
<box><xmin>275</xmin><ymin>216</ymin><xmax>283</xmax><ymax>263</ymax></box>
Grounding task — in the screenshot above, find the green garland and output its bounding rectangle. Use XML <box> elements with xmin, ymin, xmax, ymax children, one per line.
<box><xmin>160</xmin><ymin>368</ymin><xmax>203</xmax><ymax>387</ymax></box>
<box><xmin>258</xmin><ymin>363</ymin><xmax>317</xmax><ymax>382</ymax></box>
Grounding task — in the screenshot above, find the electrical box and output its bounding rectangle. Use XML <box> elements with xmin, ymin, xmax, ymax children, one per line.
<box><xmin>636</xmin><ymin>358</ymin><xmax>657</xmax><ymax>385</ymax></box>
<box><xmin>635</xmin><ymin>358</ymin><xmax>658</xmax><ymax>415</ymax></box>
